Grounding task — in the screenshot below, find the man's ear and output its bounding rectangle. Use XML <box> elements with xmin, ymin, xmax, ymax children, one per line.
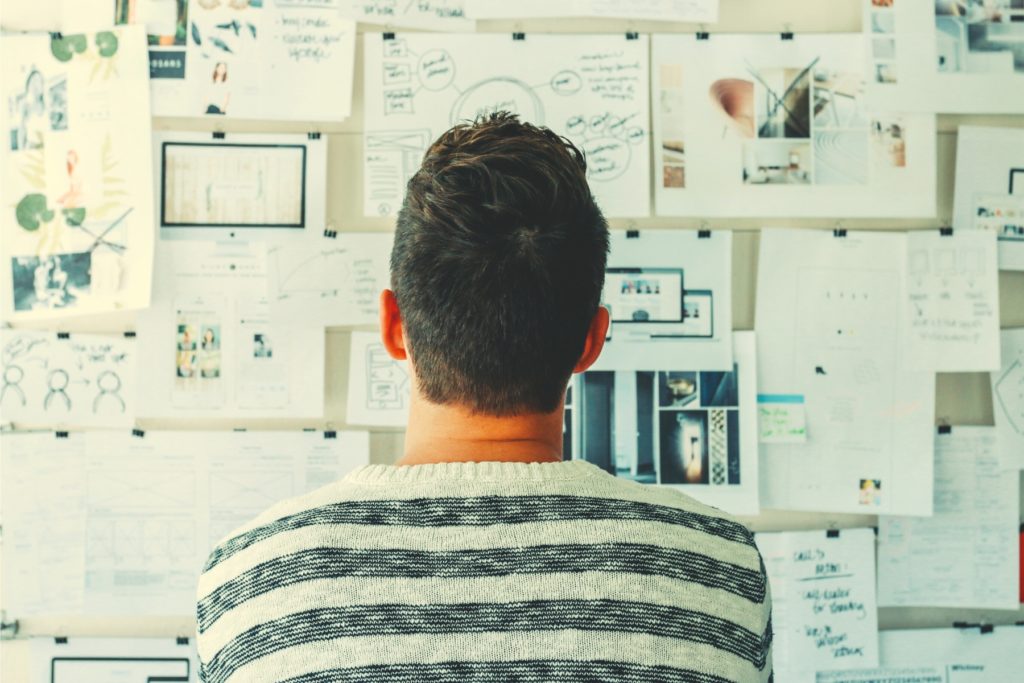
<box><xmin>379</xmin><ymin>289</ymin><xmax>407</xmax><ymax>361</ymax></box>
<box><xmin>573</xmin><ymin>306</ymin><xmax>609</xmax><ymax>373</ymax></box>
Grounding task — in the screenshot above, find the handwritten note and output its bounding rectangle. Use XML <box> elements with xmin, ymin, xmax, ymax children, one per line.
<box><xmin>905</xmin><ymin>230</ymin><xmax>1001</xmax><ymax>371</ymax></box>
<box><xmin>992</xmin><ymin>328</ymin><xmax>1024</xmax><ymax>471</ymax></box>
<box><xmin>758</xmin><ymin>394</ymin><xmax>808</xmax><ymax>443</ymax></box>
<box><xmin>756</xmin><ymin>529</ymin><xmax>879</xmax><ymax>682</ymax></box>
<box><xmin>877</xmin><ymin>427</ymin><xmax>1020</xmax><ymax>610</ymax></box>
<box><xmin>345</xmin><ymin>0</ymin><xmax>473</xmax><ymax>30</ymax></box>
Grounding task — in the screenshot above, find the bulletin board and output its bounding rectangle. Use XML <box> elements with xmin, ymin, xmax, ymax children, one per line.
<box><xmin>2</xmin><ymin>0</ymin><xmax>1023</xmax><ymax>676</ymax></box>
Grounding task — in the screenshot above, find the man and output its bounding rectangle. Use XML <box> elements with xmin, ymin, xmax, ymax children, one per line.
<box><xmin>196</xmin><ymin>113</ymin><xmax>773</xmax><ymax>683</ymax></box>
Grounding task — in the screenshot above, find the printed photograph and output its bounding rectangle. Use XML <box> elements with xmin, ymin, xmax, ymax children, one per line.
<box><xmin>872</xmin><ymin>0</ymin><xmax>894</xmax><ymax>6</ymax></box>
<box><xmin>199</xmin><ymin>325</ymin><xmax>222</xmax><ymax>378</ymax></box>
<box><xmin>7</xmin><ymin>67</ymin><xmax>47</xmax><ymax>151</ymax></box>
<box><xmin>660</xmin><ymin>63</ymin><xmax>687</xmax><ymax>188</ymax></box>
<box><xmin>936</xmin><ymin>0</ymin><xmax>1024</xmax><ymax>74</ymax></box>
<box><xmin>741</xmin><ymin>140</ymin><xmax>812</xmax><ymax>184</ymax></box>
<box><xmin>859</xmin><ymin>478</ymin><xmax>883</xmax><ymax>506</ymax></box>
<box><xmin>659</xmin><ymin>410</ymin><xmax>709</xmax><ymax>485</ymax></box>
<box><xmin>253</xmin><ymin>332</ymin><xmax>273</xmax><ymax>359</ymax></box>
<box><xmin>577</xmin><ymin>372</ymin><xmax>657</xmax><ymax>484</ymax></box>
<box><xmin>699</xmin><ymin>367</ymin><xmax>739</xmax><ymax>407</ymax></box>
<box><xmin>872</xmin><ymin>11</ymin><xmax>896</xmax><ymax>33</ymax></box>
<box><xmin>11</xmin><ymin>252</ymin><xmax>91</xmax><ymax>311</ymax></box>
<box><xmin>658</xmin><ymin>371</ymin><xmax>698</xmax><ymax>408</ymax></box>
<box><xmin>114</xmin><ymin>0</ymin><xmax>189</xmax><ymax>46</ymax></box>
<box><xmin>814</xmin><ymin>131</ymin><xmax>870</xmax><ymax>184</ymax></box>
<box><xmin>874</xmin><ymin>62</ymin><xmax>898</xmax><ymax>83</ymax></box>
<box><xmin>175</xmin><ymin>322</ymin><xmax>198</xmax><ymax>379</ymax></box>
<box><xmin>752</xmin><ymin>66</ymin><xmax>812</xmax><ymax>138</ymax></box>
<box><xmin>871</xmin><ymin>118</ymin><xmax>907</xmax><ymax>169</ymax></box>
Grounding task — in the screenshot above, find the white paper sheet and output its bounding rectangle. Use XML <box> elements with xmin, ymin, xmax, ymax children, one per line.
<box><xmin>363</xmin><ymin>32</ymin><xmax>651</xmax><ymax>218</ymax></box>
<box><xmin>30</xmin><ymin>636</ymin><xmax>198</xmax><ymax>683</ymax></box>
<box><xmin>592</xmin><ymin>230</ymin><xmax>732</xmax><ymax>370</ymax></box>
<box><xmin>0</xmin><ymin>0</ymin><xmax>111</xmax><ymax>32</ymax></box>
<box><xmin>113</xmin><ymin>0</ymin><xmax>356</xmax><ymax>121</ymax></box>
<box><xmin>0</xmin><ymin>329</ymin><xmax>136</xmax><ymax>428</ymax></box>
<box><xmin>756</xmin><ymin>229</ymin><xmax>935</xmax><ymax>516</ymax></box>
<box><xmin>992</xmin><ymin>328</ymin><xmax>1024</xmax><ymax>471</ymax></box>
<box><xmin>346</xmin><ymin>330</ymin><xmax>410</xmax><ymax>427</ymax></box>
<box><xmin>267</xmin><ymin>232</ymin><xmax>392</xmax><ymax>327</ymax></box>
<box><xmin>1</xmin><ymin>26</ymin><xmax>156</xmax><ymax>321</ymax></box>
<box><xmin>467</xmin><ymin>0</ymin><xmax>718</xmax><ymax>22</ymax></box>
<box><xmin>864</xmin><ymin>1</ymin><xmax>1024</xmax><ymax>114</ymax></box>
<box><xmin>757</xmin><ymin>393</ymin><xmax>808</xmax><ymax>443</ymax></box>
<box><xmin>905</xmin><ymin>230</ymin><xmax>1001</xmax><ymax>371</ymax></box>
<box><xmin>820</xmin><ymin>625</ymin><xmax>1024</xmax><ymax>683</ymax></box>
<box><xmin>651</xmin><ymin>33</ymin><xmax>936</xmax><ymax>218</ymax></box>
<box><xmin>952</xmin><ymin>126</ymin><xmax>1024</xmax><ymax>271</ymax></box>
<box><xmin>756</xmin><ymin>528</ymin><xmax>880</xmax><ymax>683</ymax></box>
<box><xmin>153</xmin><ymin>131</ymin><xmax>328</xmax><ymax>242</ymax></box>
<box><xmin>1</xmin><ymin>429</ymin><xmax>370</xmax><ymax>617</ymax></box>
<box><xmin>135</xmin><ymin>240</ymin><xmax>325</xmax><ymax>420</ymax></box>
<box><xmin>877</xmin><ymin>427</ymin><xmax>1020</xmax><ymax>610</ymax></box>
<box><xmin>572</xmin><ymin>331</ymin><xmax>759</xmax><ymax>514</ymax></box>
<box><xmin>345</xmin><ymin>0</ymin><xmax>473</xmax><ymax>30</ymax></box>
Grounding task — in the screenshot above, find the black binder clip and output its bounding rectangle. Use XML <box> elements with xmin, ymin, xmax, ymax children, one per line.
<box><xmin>0</xmin><ymin>620</ymin><xmax>19</xmax><ymax>639</ymax></box>
<box><xmin>938</xmin><ymin>424</ymin><xmax>952</xmax><ymax>434</ymax></box>
<box><xmin>826</xmin><ymin>529</ymin><xmax>840</xmax><ymax>538</ymax></box>
<box><xmin>698</xmin><ymin>229</ymin><xmax>711</xmax><ymax>239</ymax></box>
<box><xmin>696</xmin><ymin>31</ymin><xmax>710</xmax><ymax>40</ymax></box>
<box><xmin>57</xmin><ymin>331</ymin><xmax>71</xmax><ymax>339</ymax></box>
<box><xmin>212</xmin><ymin>131</ymin><xmax>226</xmax><ymax>140</ymax></box>
<box><xmin>55</xmin><ymin>636</ymin><xmax>68</xmax><ymax>644</ymax></box>
<box><xmin>626</xmin><ymin>31</ymin><xmax>639</xmax><ymax>40</ymax></box>
<box><xmin>323</xmin><ymin>228</ymin><xmax>338</xmax><ymax>239</ymax></box>
<box><xmin>132</xmin><ymin>428</ymin><xmax>146</xmax><ymax>438</ymax></box>
<box><xmin>512</xmin><ymin>32</ymin><xmax>526</xmax><ymax>41</ymax></box>
<box><xmin>55</xmin><ymin>431</ymin><xmax>69</xmax><ymax>439</ymax></box>
<box><xmin>383</xmin><ymin>32</ymin><xmax>396</xmax><ymax>41</ymax></box>
<box><xmin>176</xmin><ymin>636</ymin><xmax>190</xmax><ymax>645</ymax></box>
<box><xmin>308</xmin><ymin>132</ymin><xmax>321</xmax><ymax>140</ymax></box>
<box><xmin>123</xmin><ymin>331</ymin><xmax>137</xmax><ymax>338</ymax></box>
<box><xmin>50</xmin><ymin>32</ymin><xmax>64</xmax><ymax>41</ymax></box>
<box><xmin>781</xmin><ymin>31</ymin><xmax>794</xmax><ymax>40</ymax></box>
<box><xmin>980</xmin><ymin>624</ymin><xmax>994</xmax><ymax>634</ymax></box>
<box><xmin>324</xmin><ymin>430</ymin><xmax>338</xmax><ymax>440</ymax></box>
<box><xmin>939</xmin><ymin>227</ymin><xmax>954</xmax><ymax>236</ymax></box>
<box><xmin>833</xmin><ymin>228</ymin><xmax>847</xmax><ymax>238</ymax></box>
<box><xmin>626</xmin><ymin>229</ymin><xmax>640</xmax><ymax>239</ymax></box>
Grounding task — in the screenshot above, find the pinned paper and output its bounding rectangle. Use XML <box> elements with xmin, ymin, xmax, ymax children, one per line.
<box><xmin>758</xmin><ymin>394</ymin><xmax>807</xmax><ymax>443</ymax></box>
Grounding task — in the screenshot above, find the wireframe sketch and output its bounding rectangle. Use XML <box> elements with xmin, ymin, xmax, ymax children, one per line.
<box><xmin>33</xmin><ymin>637</ymin><xmax>195</xmax><ymax>683</ymax></box>
<box><xmin>366</xmin><ymin>342</ymin><xmax>409</xmax><ymax>410</ymax></box>
<box><xmin>364</xmin><ymin>33</ymin><xmax>651</xmax><ymax>217</ymax></box>
<box><xmin>0</xmin><ymin>329</ymin><xmax>136</xmax><ymax>427</ymax></box>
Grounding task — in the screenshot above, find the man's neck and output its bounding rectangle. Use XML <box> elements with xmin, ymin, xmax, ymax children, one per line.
<box><xmin>396</xmin><ymin>393</ymin><xmax>565</xmax><ymax>466</ymax></box>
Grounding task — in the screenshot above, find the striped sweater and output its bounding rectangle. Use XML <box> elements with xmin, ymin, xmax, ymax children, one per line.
<box><xmin>196</xmin><ymin>460</ymin><xmax>773</xmax><ymax>683</ymax></box>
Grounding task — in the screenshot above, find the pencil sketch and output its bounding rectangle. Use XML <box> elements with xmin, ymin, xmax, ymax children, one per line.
<box><xmin>366</xmin><ymin>342</ymin><xmax>409</xmax><ymax>411</ymax></box>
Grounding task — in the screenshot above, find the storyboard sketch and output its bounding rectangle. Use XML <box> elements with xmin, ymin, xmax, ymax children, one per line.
<box><xmin>993</xmin><ymin>328</ymin><xmax>1024</xmax><ymax>471</ymax></box>
<box><xmin>113</xmin><ymin>0</ymin><xmax>356</xmax><ymax>121</ymax></box>
<box><xmin>363</xmin><ymin>32</ymin><xmax>651</xmax><ymax>218</ymax></box>
<box><xmin>591</xmin><ymin>229</ymin><xmax>733</xmax><ymax>371</ymax></box>
<box><xmin>570</xmin><ymin>332</ymin><xmax>759</xmax><ymax>515</ymax></box>
<box><xmin>30</xmin><ymin>636</ymin><xmax>198</xmax><ymax>683</ymax></box>
<box><xmin>952</xmin><ymin>126</ymin><xmax>1024</xmax><ymax>271</ymax></box>
<box><xmin>877</xmin><ymin>427</ymin><xmax>1020</xmax><ymax>611</ymax></box>
<box><xmin>651</xmin><ymin>33</ymin><xmax>936</xmax><ymax>218</ymax></box>
<box><xmin>346</xmin><ymin>330</ymin><xmax>410</xmax><ymax>427</ymax></box>
<box><xmin>864</xmin><ymin>0</ymin><xmax>1024</xmax><ymax>114</ymax></box>
<box><xmin>820</xmin><ymin>625</ymin><xmax>1024</xmax><ymax>683</ymax></box>
<box><xmin>0</xmin><ymin>430</ymin><xmax>370</xmax><ymax>618</ymax></box>
<box><xmin>135</xmin><ymin>240</ymin><xmax>325</xmax><ymax>420</ymax></box>
<box><xmin>154</xmin><ymin>131</ymin><xmax>327</xmax><ymax>242</ymax></box>
<box><xmin>466</xmin><ymin>0</ymin><xmax>719</xmax><ymax>22</ymax></box>
<box><xmin>756</xmin><ymin>528</ymin><xmax>879</xmax><ymax>683</ymax></box>
<box><xmin>904</xmin><ymin>229</ymin><xmax>1001</xmax><ymax>371</ymax></box>
<box><xmin>0</xmin><ymin>329</ymin><xmax>136</xmax><ymax>428</ymax></box>
<box><xmin>268</xmin><ymin>232</ymin><xmax>392</xmax><ymax>327</ymax></box>
<box><xmin>345</xmin><ymin>0</ymin><xmax>473</xmax><ymax>30</ymax></box>
<box><xmin>1</xmin><ymin>26</ymin><xmax>156</xmax><ymax>321</ymax></box>
<box><xmin>756</xmin><ymin>229</ymin><xmax>934</xmax><ymax>516</ymax></box>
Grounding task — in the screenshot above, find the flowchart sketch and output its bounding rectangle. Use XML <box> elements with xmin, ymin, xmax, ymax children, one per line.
<box><xmin>0</xmin><ymin>329</ymin><xmax>136</xmax><ymax>428</ymax></box>
<box><xmin>993</xmin><ymin>328</ymin><xmax>1024</xmax><ymax>471</ymax></box>
<box><xmin>363</xmin><ymin>33</ymin><xmax>651</xmax><ymax>218</ymax></box>
<box><xmin>346</xmin><ymin>331</ymin><xmax>411</xmax><ymax>427</ymax></box>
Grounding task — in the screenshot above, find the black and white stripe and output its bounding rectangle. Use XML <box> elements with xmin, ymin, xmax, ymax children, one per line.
<box><xmin>204</xmin><ymin>495</ymin><xmax>755</xmax><ymax>571</ymax></box>
<box><xmin>202</xmin><ymin>600</ymin><xmax>769</xmax><ymax>683</ymax></box>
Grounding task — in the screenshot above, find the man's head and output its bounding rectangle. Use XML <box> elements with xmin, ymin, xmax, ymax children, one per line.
<box><xmin>381</xmin><ymin>112</ymin><xmax>609</xmax><ymax>416</ymax></box>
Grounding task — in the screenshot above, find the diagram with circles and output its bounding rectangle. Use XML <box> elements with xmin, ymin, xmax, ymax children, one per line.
<box><xmin>0</xmin><ymin>329</ymin><xmax>135</xmax><ymax>428</ymax></box>
<box><xmin>363</xmin><ymin>33</ymin><xmax>651</xmax><ymax>218</ymax></box>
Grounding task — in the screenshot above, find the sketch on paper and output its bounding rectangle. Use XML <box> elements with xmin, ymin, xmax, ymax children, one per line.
<box><xmin>0</xmin><ymin>329</ymin><xmax>136</xmax><ymax>428</ymax></box>
<box><xmin>346</xmin><ymin>331</ymin><xmax>410</xmax><ymax>427</ymax></box>
<box><xmin>366</xmin><ymin>342</ymin><xmax>409</xmax><ymax>411</ymax></box>
<box><xmin>363</xmin><ymin>33</ymin><xmax>651</xmax><ymax>217</ymax></box>
<box><xmin>1</xmin><ymin>27</ymin><xmax>155</xmax><ymax>320</ymax></box>
<box><xmin>993</xmin><ymin>329</ymin><xmax>1024</xmax><ymax>470</ymax></box>
<box><xmin>116</xmin><ymin>0</ymin><xmax>356</xmax><ymax>120</ymax></box>
<box><xmin>267</xmin><ymin>232</ymin><xmax>392</xmax><ymax>326</ymax></box>
<box><xmin>652</xmin><ymin>33</ymin><xmax>935</xmax><ymax>217</ymax></box>
<box><xmin>345</xmin><ymin>0</ymin><xmax>473</xmax><ymax>30</ymax></box>
<box><xmin>571</xmin><ymin>332</ymin><xmax>758</xmax><ymax>515</ymax></box>
<box><xmin>31</xmin><ymin>636</ymin><xmax>196</xmax><ymax>683</ymax></box>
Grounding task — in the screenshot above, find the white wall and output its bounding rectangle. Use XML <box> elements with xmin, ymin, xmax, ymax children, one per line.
<box><xmin>3</xmin><ymin>0</ymin><xmax>1024</xmax><ymax>676</ymax></box>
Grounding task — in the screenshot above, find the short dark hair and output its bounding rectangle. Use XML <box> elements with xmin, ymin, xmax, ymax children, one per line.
<box><xmin>391</xmin><ymin>112</ymin><xmax>609</xmax><ymax>415</ymax></box>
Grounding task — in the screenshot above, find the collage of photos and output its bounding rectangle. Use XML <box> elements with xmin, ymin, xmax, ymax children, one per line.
<box><xmin>573</xmin><ymin>365</ymin><xmax>742</xmax><ymax>488</ymax></box>
<box><xmin>174</xmin><ymin>311</ymin><xmax>222</xmax><ymax>394</ymax></box>
<box><xmin>935</xmin><ymin>0</ymin><xmax>1024</xmax><ymax>75</ymax></box>
<box><xmin>870</xmin><ymin>0</ymin><xmax>897</xmax><ymax>84</ymax></box>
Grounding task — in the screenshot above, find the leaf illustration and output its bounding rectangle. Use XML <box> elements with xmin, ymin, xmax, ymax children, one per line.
<box><xmin>63</xmin><ymin>207</ymin><xmax>86</xmax><ymax>226</ymax></box>
<box><xmin>210</xmin><ymin>36</ymin><xmax>233</xmax><ymax>54</ymax></box>
<box><xmin>16</xmin><ymin>194</ymin><xmax>54</xmax><ymax>231</ymax></box>
<box><xmin>95</xmin><ymin>31</ymin><xmax>119</xmax><ymax>57</ymax></box>
<box><xmin>248</xmin><ymin>23</ymin><xmax>257</xmax><ymax>39</ymax></box>
<box><xmin>191</xmin><ymin>22</ymin><xmax>202</xmax><ymax>47</ymax></box>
